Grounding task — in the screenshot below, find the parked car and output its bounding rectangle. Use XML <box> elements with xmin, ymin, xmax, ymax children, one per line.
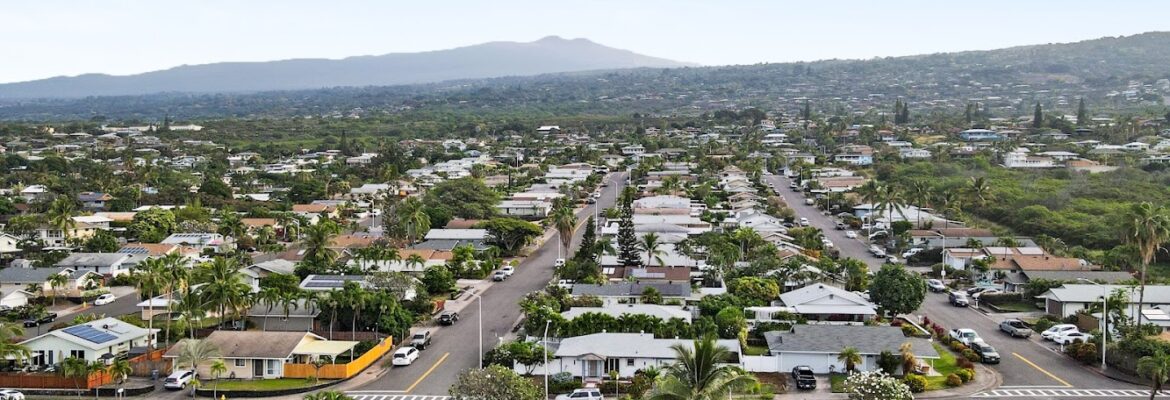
<box><xmin>1054</xmin><ymin>331</ymin><xmax>1093</xmax><ymax>345</ymax></box>
<box><xmin>500</xmin><ymin>266</ymin><xmax>515</xmax><ymax>277</ymax></box>
<box><xmin>799</xmin><ymin>217</ymin><xmax>810</xmax><ymax>226</ymax></box>
<box><xmin>163</xmin><ymin>370</ymin><xmax>195</xmax><ymax>390</ymax></box>
<box><xmin>392</xmin><ymin>346</ymin><xmax>420</xmax><ymax>366</ymax></box>
<box><xmin>438</xmin><ymin>311</ymin><xmax>459</xmax><ymax>326</ymax></box>
<box><xmin>555</xmin><ymin>388</ymin><xmax>604</xmax><ymax>400</ymax></box>
<box><xmin>966</xmin><ymin>286</ymin><xmax>991</xmax><ymax>295</ymax></box>
<box><xmin>948</xmin><ymin>291</ymin><xmax>970</xmax><ymax>307</ymax></box>
<box><xmin>969</xmin><ymin>339</ymin><xmax>1001</xmax><ymax>364</ymax></box>
<box><xmin>556</xmin><ymin>279</ymin><xmax>575</xmax><ymax>290</ymax></box>
<box><xmin>492</xmin><ymin>271</ymin><xmax>508</xmax><ymax>281</ymax></box>
<box><xmin>949</xmin><ymin>328</ymin><xmax>981</xmax><ymax>346</ymax></box>
<box><xmin>804</xmin><ymin>198</ymin><xmax>815</xmax><ymax>205</ymax></box>
<box><xmin>999</xmin><ymin>319</ymin><xmax>1032</xmax><ymax>338</ymax></box>
<box><xmin>23</xmin><ymin>313</ymin><xmax>56</xmax><ymax>327</ymax></box>
<box><xmin>835</xmin><ymin>222</ymin><xmax>847</xmax><ymax>230</ymax></box>
<box><xmin>887</xmin><ymin>256</ymin><xmax>900</xmax><ymax>264</ymax></box>
<box><xmin>410</xmin><ymin>330</ymin><xmax>432</xmax><ymax>349</ymax></box>
<box><xmin>0</xmin><ymin>389</ymin><xmax>25</xmax><ymax>400</ymax></box>
<box><xmin>821</xmin><ymin>238</ymin><xmax>834</xmax><ymax>248</ymax></box>
<box><xmin>554</xmin><ymin>258</ymin><xmax>566</xmax><ymax>267</ymax></box>
<box><xmin>586</xmin><ymin>197</ymin><xmax>597</xmax><ymax>204</ymax></box>
<box><xmin>972</xmin><ymin>289</ymin><xmax>1002</xmax><ymax>299</ymax></box>
<box><xmin>902</xmin><ymin>248</ymin><xmax>924</xmax><ymax>259</ymax></box>
<box><xmin>791</xmin><ymin>365</ymin><xmax>817</xmax><ymax>390</ymax></box>
<box><xmin>93</xmin><ymin>293</ymin><xmax>117</xmax><ymax>306</ymax></box>
<box><xmin>844</xmin><ymin>230</ymin><xmax>858</xmax><ymax>239</ymax></box>
<box><xmin>926</xmin><ymin>279</ymin><xmax>947</xmax><ymax>293</ymax></box>
<box><xmin>1041</xmin><ymin>324</ymin><xmax>1079</xmax><ymax>341</ymax></box>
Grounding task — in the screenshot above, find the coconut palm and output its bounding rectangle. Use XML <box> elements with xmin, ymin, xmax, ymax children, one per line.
<box><xmin>908</xmin><ymin>180</ymin><xmax>931</xmax><ymax>227</ymax></box>
<box><xmin>173</xmin><ymin>294</ymin><xmax>207</xmax><ymax>339</ymax></box>
<box><xmin>47</xmin><ymin>197</ymin><xmax>77</xmax><ymax>242</ymax></box>
<box><xmin>255</xmin><ymin>287</ymin><xmax>280</xmax><ymax>331</ymax></box>
<box><xmin>1124</xmin><ymin>202</ymin><xmax>1170</xmax><ymax>316</ymax></box>
<box><xmin>0</xmin><ymin>323</ymin><xmax>30</xmax><ymax>363</ymax></box>
<box><xmin>210</xmin><ymin>358</ymin><xmax>228</xmax><ymax>400</ymax></box>
<box><xmin>399</xmin><ymin>197</ymin><xmax>431</xmax><ymax>244</ymax></box>
<box><xmin>200</xmin><ymin>257</ymin><xmax>251</xmax><ymax>329</ymax></box>
<box><xmin>107</xmin><ymin>359</ymin><xmax>133</xmax><ymax>393</ymax></box>
<box><xmin>341</xmin><ymin>282</ymin><xmax>368</xmax><ymax>340</ymax></box>
<box><xmin>1137</xmin><ymin>349</ymin><xmax>1170</xmax><ymax>400</ymax></box>
<box><xmin>279</xmin><ymin>290</ymin><xmax>301</xmax><ymax>323</ymax></box>
<box><xmin>176</xmin><ymin>339</ymin><xmax>221</xmax><ymax>387</ymax></box>
<box><xmin>549</xmin><ymin>202</ymin><xmax>578</xmax><ymax>259</ymax></box>
<box><xmin>47</xmin><ymin>273</ymin><xmax>68</xmax><ymax>306</ymax></box>
<box><xmin>301</xmin><ymin>221</ymin><xmax>341</xmax><ymax>270</ymax></box>
<box><xmin>160</xmin><ymin>253</ymin><xmax>191</xmax><ymax>345</ymax></box>
<box><xmin>405</xmin><ymin>253</ymin><xmax>427</xmax><ymax>272</ymax></box>
<box><xmin>838</xmin><ymin>346</ymin><xmax>862</xmax><ymax>373</ymax></box>
<box><xmin>967</xmin><ymin>176</ymin><xmax>994</xmax><ymax>208</ymax></box>
<box><xmin>645</xmin><ymin>335</ymin><xmax>757</xmax><ymax>400</ymax></box>
<box><xmin>134</xmin><ymin>259</ymin><xmax>166</xmax><ymax>348</ymax></box>
<box><xmin>640</xmin><ymin>232</ymin><xmax>666</xmax><ymax>267</ymax></box>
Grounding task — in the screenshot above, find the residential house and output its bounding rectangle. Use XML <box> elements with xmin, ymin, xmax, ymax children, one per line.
<box><xmin>958</xmin><ymin>129</ymin><xmax>1004</xmax><ymax>141</ymax></box>
<box><xmin>522</xmin><ymin>332</ymin><xmax>740</xmax><ymax>379</ymax></box>
<box><xmin>299</xmin><ymin>274</ymin><xmax>373</xmax><ymax>292</ymax></box>
<box><xmin>496</xmin><ymin>200</ymin><xmax>553</xmax><ymax>219</ymax></box>
<box><xmin>601</xmin><ymin>266</ymin><xmax>693</xmax><ymax>284</ymax></box>
<box><xmin>240</xmin><ymin>259</ymin><xmax>298</xmax><ymax>292</ymax></box>
<box><xmin>560</xmin><ymin>304</ymin><xmax>692</xmax><ymax>324</ymax></box>
<box><xmin>1038</xmin><ymin>284</ymin><xmax>1170</xmax><ymax>321</ymax></box>
<box><xmin>0</xmin><ymin>287</ymin><xmax>34</xmax><ymax>309</ymax></box>
<box><xmin>777</xmin><ymin>284</ymin><xmax>877</xmax><ymax>323</ymax></box>
<box><xmin>164</xmin><ymin>331</ymin><xmax>358</xmax><ymax>379</ymax></box>
<box><xmin>77</xmin><ymin>192</ymin><xmax>114</xmax><ymax>210</ymax></box>
<box><xmin>21</xmin><ymin>317</ymin><xmax>156</xmax><ymax>367</ymax></box>
<box><xmin>0</xmin><ymin>233</ymin><xmax>21</xmax><ymax>255</ymax></box>
<box><xmin>570</xmin><ymin>282</ymin><xmax>692</xmax><ymax>305</ymax></box>
<box><xmin>55</xmin><ymin>252</ymin><xmax>134</xmax><ymax>277</ymax></box>
<box><xmin>247</xmin><ymin>298</ymin><xmax>320</xmax><ymax>331</ymax></box>
<box><xmin>0</xmin><ymin>267</ymin><xmax>100</xmax><ymax>298</ymax></box>
<box><xmin>909</xmin><ymin>228</ymin><xmax>1001</xmax><ymax>250</ymax></box>
<box><xmin>1001</xmin><ymin>270</ymin><xmax>1133</xmax><ymax>293</ymax></box>
<box><xmin>833</xmin><ymin>145</ymin><xmax>874</xmax><ymax>166</ymax></box>
<box><xmin>161</xmin><ymin>233</ymin><xmax>230</xmax><ymax>253</ymax></box>
<box><xmin>760</xmin><ymin>325</ymin><xmax>939</xmax><ymax>373</ymax></box>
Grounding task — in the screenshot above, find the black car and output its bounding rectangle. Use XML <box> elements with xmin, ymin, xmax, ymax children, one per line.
<box><xmin>438</xmin><ymin>311</ymin><xmax>460</xmax><ymax>325</ymax></box>
<box><xmin>791</xmin><ymin>365</ymin><xmax>816</xmax><ymax>390</ymax></box>
<box><xmin>23</xmin><ymin>313</ymin><xmax>57</xmax><ymax>327</ymax></box>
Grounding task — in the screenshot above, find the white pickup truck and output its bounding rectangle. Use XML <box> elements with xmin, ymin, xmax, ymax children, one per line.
<box><xmin>949</xmin><ymin>328</ymin><xmax>980</xmax><ymax>346</ymax></box>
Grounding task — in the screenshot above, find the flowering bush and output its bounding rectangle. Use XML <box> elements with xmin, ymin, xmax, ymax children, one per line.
<box><xmin>957</xmin><ymin>368</ymin><xmax>975</xmax><ymax>383</ymax></box>
<box><xmin>946</xmin><ymin>374</ymin><xmax>963</xmax><ymax>387</ymax></box>
<box><xmin>962</xmin><ymin>348</ymin><xmax>981</xmax><ymax>362</ymax></box>
<box><xmin>903</xmin><ymin>374</ymin><xmax>927</xmax><ymax>393</ymax></box>
<box><xmin>843</xmin><ymin>371</ymin><xmax>914</xmax><ymax>400</ymax></box>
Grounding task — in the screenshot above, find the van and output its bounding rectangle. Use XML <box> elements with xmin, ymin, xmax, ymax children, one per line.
<box><xmin>410</xmin><ymin>330</ymin><xmax>432</xmax><ymax>349</ymax></box>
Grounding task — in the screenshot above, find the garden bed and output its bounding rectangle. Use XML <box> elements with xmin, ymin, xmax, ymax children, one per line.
<box><xmin>195</xmin><ymin>378</ymin><xmax>340</xmax><ymax>398</ymax></box>
<box><xmin>924</xmin><ymin>343</ymin><xmax>962</xmax><ymax>390</ymax></box>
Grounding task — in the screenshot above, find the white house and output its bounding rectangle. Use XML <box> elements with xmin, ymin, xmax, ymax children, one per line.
<box><xmin>759</xmin><ymin>325</ymin><xmax>938</xmax><ymax>374</ymax></box>
<box><xmin>496</xmin><ymin>200</ymin><xmax>553</xmax><ymax>219</ymax></box>
<box><xmin>521</xmin><ymin>333</ymin><xmax>740</xmax><ymax>379</ymax></box>
<box><xmin>55</xmin><ymin>253</ymin><xmax>135</xmax><ymax>277</ymax></box>
<box><xmin>1038</xmin><ymin>284</ymin><xmax>1170</xmax><ymax>321</ymax></box>
<box><xmin>0</xmin><ymin>233</ymin><xmax>21</xmax><ymax>254</ymax></box>
<box><xmin>778</xmin><ymin>284</ymin><xmax>877</xmax><ymax>323</ymax></box>
<box><xmin>21</xmin><ymin>317</ymin><xmax>156</xmax><ymax>367</ymax></box>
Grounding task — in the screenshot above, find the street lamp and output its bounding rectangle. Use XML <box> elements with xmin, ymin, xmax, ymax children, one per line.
<box><xmin>543</xmin><ymin>319</ymin><xmax>552</xmax><ymax>400</ymax></box>
<box><xmin>478</xmin><ymin>294</ymin><xmax>483</xmax><ymax>369</ymax></box>
<box><xmin>1076</xmin><ymin>278</ymin><xmax>1107</xmax><ymax>370</ymax></box>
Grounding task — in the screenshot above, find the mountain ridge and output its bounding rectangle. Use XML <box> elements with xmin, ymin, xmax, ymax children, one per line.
<box><xmin>0</xmin><ymin>36</ymin><xmax>695</xmax><ymax>99</ymax></box>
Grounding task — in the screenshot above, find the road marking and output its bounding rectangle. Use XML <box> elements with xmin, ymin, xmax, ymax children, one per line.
<box><xmin>1011</xmin><ymin>352</ymin><xmax>1072</xmax><ymax>387</ymax></box>
<box><xmin>972</xmin><ymin>388</ymin><xmax>1156</xmax><ymax>397</ymax></box>
<box><xmin>404</xmin><ymin>352</ymin><xmax>450</xmax><ymax>393</ymax></box>
<box><xmin>347</xmin><ymin>394</ymin><xmax>451</xmax><ymax>400</ymax></box>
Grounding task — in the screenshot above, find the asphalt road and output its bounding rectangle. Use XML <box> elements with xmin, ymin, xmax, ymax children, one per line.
<box><xmin>763</xmin><ymin>174</ymin><xmax>1144</xmax><ymax>397</ymax></box>
<box><xmin>352</xmin><ymin>172</ymin><xmax>628</xmax><ymax>396</ymax></box>
<box><xmin>21</xmin><ymin>288</ymin><xmax>142</xmax><ymax>337</ymax></box>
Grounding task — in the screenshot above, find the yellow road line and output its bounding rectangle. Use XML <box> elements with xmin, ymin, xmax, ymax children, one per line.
<box><xmin>1012</xmin><ymin>352</ymin><xmax>1072</xmax><ymax>387</ymax></box>
<box><xmin>405</xmin><ymin>352</ymin><xmax>450</xmax><ymax>393</ymax></box>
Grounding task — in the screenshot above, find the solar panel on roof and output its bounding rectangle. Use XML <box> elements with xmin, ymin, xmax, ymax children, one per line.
<box><xmin>63</xmin><ymin>325</ymin><xmax>119</xmax><ymax>344</ymax></box>
<box><xmin>304</xmin><ymin>282</ymin><xmax>343</xmax><ymax>288</ymax></box>
<box><xmin>118</xmin><ymin>247</ymin><xmax>149</xmax><ymax>254</ymax></box>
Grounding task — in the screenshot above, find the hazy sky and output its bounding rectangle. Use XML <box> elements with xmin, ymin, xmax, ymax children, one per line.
<box><xmin>3</xmin><ymin>0</ymin><xmax>1168</xmax><ymax>84</ymax></box>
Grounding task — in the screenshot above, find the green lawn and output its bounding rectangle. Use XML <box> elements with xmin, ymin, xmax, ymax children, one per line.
<box><xmin>209</xmin><ymin>378</ymin><xmax>329</xmax><ymax>391</ymax></box>
<box><xmin>743</xmin><ymin>344</ymin><xmax>769</xmax><ymax>356</ymax></box>
<box><xmin>924</xmin><ymin>343</ymin><xmax>962</xmax><ymax>390</ymax></box>
<box><xmin>829</xmin><ymin>374</ymin><xmax>847</xmax><ymax>392</ymax></box>
<box><xmin>989</xmin><ymin>301</ymin><xmax>1040</xmax><ymax>312</ymax></box>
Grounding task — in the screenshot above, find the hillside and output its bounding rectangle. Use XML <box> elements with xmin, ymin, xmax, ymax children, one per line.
<box><xmin>2</xmin><ymin>32</ymin><xmax>1168</xmax><ymax>121</ymax></box>
<box><xmin>0</xmin><ymin>36</ymin><xmax>693</xmax><ymax>99</ymax></box>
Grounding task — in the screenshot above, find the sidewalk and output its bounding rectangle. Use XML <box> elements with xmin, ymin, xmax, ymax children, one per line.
<box><xmin>776</xmin><ymin>365</ymin><xmax>1000</xmax><ymax>399</ymax></box>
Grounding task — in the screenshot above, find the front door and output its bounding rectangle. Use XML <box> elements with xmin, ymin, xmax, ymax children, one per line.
<box><xmin>253</xmin><ymin>359</ymin><xmax>263</xmax><ymax>377</ymax></box>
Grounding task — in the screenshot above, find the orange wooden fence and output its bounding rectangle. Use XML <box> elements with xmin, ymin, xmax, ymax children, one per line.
<box><xmin>284</xmin><ymin>336</ymin><xmax>393</xmax><ymax>380</ymax></box>
<box><xmin>0</xmin><ymin>370</ymin><xmax>113</xmax><ymax>390</ymax></box>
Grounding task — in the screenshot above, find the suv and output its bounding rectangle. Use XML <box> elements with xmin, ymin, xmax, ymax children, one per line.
<box><xmin>163</xmin><ymin>370</ymin><xmax>195</xmax><ymax>390</ymax></box>
<box><xmin>1041</xmin><ymin>324</ymin><xmax>1078</xmax><ymax>341</ymax></box>
<box><xmin>926</xmin><ymin>279</ymin><xmax>947</xmax><ymax>293</ymax></box>
<box><xmin>23</xmin><ymin>313</ymin><xmax>56</xmax><ymax>327</ymax></box>
<box><xmin>410</xmin><ymin>330</ymin><xmax>432</xmax><ymax>349</ymax></box>
<box><xmin>791</xmin><ymin>365</ymin><xmax>816</xmax><ymax>390</ymax></box>
<box><xmin>999</xmin><ymin>319</ymin><xmax>1032</xmax><ymax>338</ymax></box>
<box><xmin>492</xmin><ymin>270</ymin><xmax>508</xmax><ymax>281</ymax></box>
<box><xmin>392</xmin><ymin>346</ymin><xmax>420</xmax><ymax>366</ymax></box>
<box><xmin>969</xmin><ymin>340</ymin><xmax>1001</xmax><ymax>364</ymax></box>
<box><xmin>556</xmin><ymin>388</ymin><xmax>604</xmax><ymax>400</ymax></box>
<box><xmin>438</xmin><ymin>311</ymin><xmax>459</xmax><ymax>326</ymax></box>
<box><xmin>948</xmin><ymin>291</ymin><xmax>969</xmax><ymax>307</ymax></box>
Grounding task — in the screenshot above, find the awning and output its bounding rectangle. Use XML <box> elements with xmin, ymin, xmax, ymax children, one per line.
<box><xmin>293</xmin><ymin>340</ymin><xmax>360</xmax><ymax>358</ymax></box>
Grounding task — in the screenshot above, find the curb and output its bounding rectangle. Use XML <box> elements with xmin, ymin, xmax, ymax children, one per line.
<box><xmin>1081</xmin><ymin>364</ymin><xmax>1148</xmax><ymax>387</ymax></box>
<box><xmin>916</xmin><ymin>364</ymin><xmax>1003</xmax><ymax>399</ymax></box>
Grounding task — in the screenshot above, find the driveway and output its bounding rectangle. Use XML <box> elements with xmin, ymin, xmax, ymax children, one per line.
<box><xmin>349</xmin><ymin>172</ymin><xmax>629</xmax><ymax>396</ymax></box>
<box><xmin>763</xmin><ymin>174</ymin><xmax>1144</xmax><ymax>396</ymax></box>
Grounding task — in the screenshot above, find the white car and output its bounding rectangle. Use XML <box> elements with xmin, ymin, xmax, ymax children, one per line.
<box><xmin>1041</xmin><ymin>324</ymin><xmax>1079</xmax><ymax>341</ymax></box>
<box><xmin>799</xmin><ymin>217</ymin><xmax>810</xmax><ymax>226</ymax></box>
<box><xmin>556</xmin><ymin>388</ymin><xmax>605</xmax><ymax>400</ymax></box>
<box><xmin>949</xmin><ymin>328</ymin><xmax>981</xmax><ymax>346</ymax></box>
<box><xmin>501</xmin><ymin>266</ymin><xmax>515</xmax><ymax>277</ymax></box>
<box><xmin>554</xmin><ymin>258</ymin><xmax>566</xmax><ymax>267</ymax></box>
<box><xmin>844</xmin><ymin>230</ymin><xmax>858</xmax><ymax>239</ymax></box>
<box><xmin>926</xmin><ymin>279</ymin><xmax>947</xmax><ymax>292</ymax></box>
<box><xmin>821</xmin><ymin>238</ymin><xmax>834</xmax><ymax>248</ymax></box>
<box><xmin>0</xmin><ymin>389</ymin><xmax>25</xmax><ymax>400</ymax></box>
<box><xmin>93</xmin><ymin>293</ymin><xmax>116</xmax><ymax>306</ymax></box>
<box><xmin>163</xmin><ymin>370</ymin><xmax>195</xmax><ymax>390</ymax></box>
<box><xmin>556</xmin><ymin>279</ymin><xmax>575</xmax><ymax>290</ymax></box>
<box><xmin>1054</xmin><ymin>331</ymin><xmax>1093</xmax><ymax>345</ymax></box>
<box><xmin>902</xmin><ymin>248</ymin><xmax>924</xmax><ymax>259</ymax></box>
<box><xmin>392</xmin><ymin>346</ymin><xmax>420</xmax><ymax>366</ymax></box>
<box><xmin>972</xmin><ymin>289</ymin><xmax>1002</xmax><ymax>299</ymax></box>
<box><xmin>887</xmin><ymin>256</ymin><xmax>900</xmax><ymax>264</ymax></box>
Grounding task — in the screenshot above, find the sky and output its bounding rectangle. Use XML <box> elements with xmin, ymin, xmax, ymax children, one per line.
<box><xmin>2</xmin><ymin>0</ymin><xmax>1169</xmax><ymax>84</ymax></box>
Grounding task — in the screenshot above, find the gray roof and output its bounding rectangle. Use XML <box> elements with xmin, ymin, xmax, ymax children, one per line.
<box><xmin>1019</xmin><ymin>270</ymin><xmax>1134</xmax><ymax>284</ymax></box>
<box><xmin>299</xmin><ymin>274</ymin><xmax>370</xmax><ymax>291</ymax></box>
<box><xmin>249</xmin><ymin>259</ymin><xmax>297</xmax><ymax>275</ymax></box>
<box><xmin>409</xmin><ymin>239</ymin><xmax>488</xmax><ymax>251</ymax></box>
<box><xmin>55</xmin><ymin>253</ymin><xmax>130</xmax><ymax>267</ymax></box>
<box><xmin>571</xmin><ymin>282</ymin><xmax>691</xmax><ymax>298</ymax></box>
<box><xmin>249</xmin><ymin>298</ymin><xmax>321</xmax><ymax>318</ymax></box>
<box><xmin>555</xmin><ymin>332</ymin><xmax>740</xmax><ymax>360</ymax></box>
<box><xmin>165</xmin><ymin>331</ymin><xmax>320</xmax><ymax>359</ymax></box>
<box><xmin>764</xmin><ymin>325</ymin><xmax>939</xmax><ymax>358</ymax></box>
<box><xmin>1041</xmin><ymin>284</ymin><xmax>1170</xmax><ymax>304</ymax></box>
<box><xmin>0</xmin><ymin>267</ymin><xmax>70</xmax><ymax>284</ymax></box>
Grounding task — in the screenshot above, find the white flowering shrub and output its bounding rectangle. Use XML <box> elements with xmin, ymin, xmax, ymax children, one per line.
<box><xmin>843</xmin><ymin>370</ymin><xmax>914</xmax><ymax>400</ymax></box>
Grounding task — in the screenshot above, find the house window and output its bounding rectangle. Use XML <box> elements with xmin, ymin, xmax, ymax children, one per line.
<box><xmin>626</xmin><ymin>358</ymin><xmax>635</xmax><ymax>366</ymax></box>
<box><xmin>266</xmin><ymin>360</ymin><xmax>277</xmax><ymax>375</ymax></box>
<box><xmin>235</xmin><ymin>359</ymin><xmax>245</xmax><ymax>367</ymax></box>
<box><xmin>70</xmin><ymin>350</ymin><xmax>85</xmax><ymax>359</ymax></box>
<box><xmin>605</xmin><ymin>358</ymin><xmax>620</xmax><ymax>373</ymax></box>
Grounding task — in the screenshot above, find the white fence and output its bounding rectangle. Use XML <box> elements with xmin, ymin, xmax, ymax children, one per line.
<box><xmin>742</xmin><ymin>355</ymin><xmax>779</xmax><ymax>372</ymax></box>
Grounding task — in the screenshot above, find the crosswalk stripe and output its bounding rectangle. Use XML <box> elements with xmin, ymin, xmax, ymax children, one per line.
<box><xmin>973</xmin><ymin>388</ymin><xmax>1162</xmax><ymax>397</ymax></box>
<box><xmin>346</xmin><ymin>394</ymin><xmax>451</xmax><ymax>400</ymax></box>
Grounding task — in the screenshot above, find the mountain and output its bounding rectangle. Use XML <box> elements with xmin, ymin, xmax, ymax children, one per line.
<box><xmin>0</xmin><ymin>36</ymin><xmax>694</xmax><ymax>99</ymax></box>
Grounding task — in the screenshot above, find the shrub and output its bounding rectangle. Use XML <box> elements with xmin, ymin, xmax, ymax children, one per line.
<box><xmin>946</xmin><ymin>374</ymin><xmax>963</xmax><ymax>387</ymax></box>
<box><xmin>901</xmin><ymin>324</ymin><xmax>918</xmax><ymax>337</ymax></box>
<box><xmin>1066</xmin><ymin>342</ymin><xmax>1099</xmax><ymax>364</ymax></box>
<box><xmin>949</xmin><ymin>341</ymin><xmax>967</xmax><ymax>352</ymax></box>
<box><xmin>903</xmin><ymin>374</ymin><xmax>927</xmax><ymax>393</ymax></box>
<box><xmin>877</xmin><ymin>351</ymin><xmax>901</xmax><ymax>375</ymax></box>
<box><xmin>843</xmin><ymin>371</ymin><xmax>914</xmax><ymax>400</ymax></box>
<box><xmin>962</xmin><ymin>349</ymin><xmax>981</xmax><ymax>362</ymax></box>
<box><xmin>957</xmin><ymin>368</ymin><xmax>975</xmax><ymax>383</ymax></box>
<box><xmin>956</xmin><ymin>357</ymin><xmax>975</xmax><ymax>370</ymax></box>
<box><xmin>1033</xmin><ymin>318</ymin><xmax>1056</xmax><ymax>333</ymax></box>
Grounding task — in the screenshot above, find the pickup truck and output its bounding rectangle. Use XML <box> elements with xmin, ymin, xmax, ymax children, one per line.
<box><xmin>791</xmin><ymin>365</ymin><xmax>816</xmax><ymax>390</ymax></box>
<box><xmin>999</xmin><ymin>319</ymin><xmax>1032</xmax><ymax>338</ymax></box>
<box><xmin>949</xmin><ymin>328</ymin><xmax>980</xmax><ymax>346</ymax></box>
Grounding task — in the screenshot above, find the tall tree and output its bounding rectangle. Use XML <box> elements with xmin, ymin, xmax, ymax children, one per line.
<box><xmin>549</xmin><ymin>200</ymin><xmax>578</xmax><ymax>259</ymax></box>
<box><xmin>574</xmin><ymin>216</ymin><xmax>598</xmax><ymax>261</ymax></box>
<box><xmin>869</xmin><ymin>264</ymin><xmax>926</xmax><ymax>317</ymax></box>
<box><xmin>616</xmin><ymin>200</ymin><xmax>642</xmax><ymax>267</ymax></box>
<box><xmin>640</xmin><ymin>232</ymin><xmax>666</xmax><ymax>267</ymax></box>
<box><xmin>645</xmin><ymin>335</ymin><xmax>757</xmax><ymax>400</ymax></box>
<box><xmin>1076</xmin><ymin>98</ymin><xmax>1088</xmax><ymax>126</ymax></box>
<box><xmin>1032</xmin><ymin>102</ymin><xmax>1044</xmax><ymax>129</ymax></box>
<box><xmin>300</xmin><ymin>221</ymin><xmax>341</xmax><ymax>275</ymax></box>
<box><xmin>1137</xmin><ymin>349</ymin><xmax>1170</xmax><ymax>400</ymax></box>
<box><xmin>47</xmin><ymin>197</ymin><xmax>77</xmax><ymax>242</ymax></box>
<box><xmin>1124</xmin><ymin>202</ymin><xmax>1170</xmax><ymax>315</ymax></box>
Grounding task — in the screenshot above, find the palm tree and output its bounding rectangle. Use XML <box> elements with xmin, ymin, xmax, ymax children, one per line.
<box><xmin>594</xmin><ymin>237</ymin><xmax>617</xmax><ymax>257</ymax></box>
<box><xmin>160</xmin><ymin>253</ymin><xmax>191</xmax><ymax>345</ymax></box>
<box><xmin>640</xmin><ymin>232</ymin><xmax>666</xmax><ymax>267</ymax></box>
<box><xmin>1137</xmin><ymin>349</ymin><xmax>1170</xmax><ymax>400</ymax></box>
<box><xmin>209</xmin><ymin>359</ymin><xmax>228</xmax><ymax>400</ymax></box>
<box><xmin>967</xmin><ymin>176</ymin><xmax>994</xmax><ymax>208</ymax></box>
<box><xmin>173</xmin><ymin>294</ymin><xmax>207</xmax><ymax>339</ymax></box>
<box><xmin>405</xmin><ymin>254</ymin><xmax>427</xmax><ymax>272</ymax></box>
<box><xmin>645</xmin><ymin>335</ymin><xmax>757</xmax><ymax>400</ymax></box>
<box><xmin>47</xmin><ymin>273</ymin><xmax>68</xmax><ymax>306</ymax></box>
<box><xmin>838</xmin><ymin>346</ymin><xmax>862</xmax><ymax>373</ymax></box>
<box><xmin>908</xmin><ymin>180</ymin><xmax>930</xmax><ymax>227</ymax></box>
<box><xmin>1124</xmin><ymin>202</ymin><xmax>1170</xmax><ymax>316</ymax></box>
<box><xmin>133</xmin><ymin>260</ymin><xmax>165</xmax><ymax>350</ymax></box>
<box><xmin>341</xmin><ymin>282</ymin><xmax>368</xmax><ymax>340</ymax></box>
<box><xmin>47</xmin><ymin>197</ymin><xmax>77</xmax><ymax>242</ymax></box>
<box><xmin>279</xmin><ymin>290</ymin><xmax>300</xmax><ymax>323</ymax></box>
<box><xmin>549</xmin><ymin>202</ymin><xmax>578</xmax><ymax>259</ymax></box>
<box><xmin>176</xmin><ymin>338</ymin><xmax>222</xmax><ymax>376</ymax></box>
<box><xmin>256</xmin><ymin>287</ymin><xmax>280</xmax><ymax>331</ymax></box>
<box><xmin>200</xmin><ymin>257</ymin><xmax>250</xmax><ymax>329</ymax></box>
<box><xmin>0</xmin><ymin>323</ymin><xmax>29</xmax><ymax>364</ymax></box>
<box><xmin>62</xmin><ymin>357</ymin><xmax>90</xmax><ymax>399</ymax></box>
<box><xmin>301</xmin><ymin>221</ymin><xmax>341</xmax><ymax>270</ymax></box>
<box><xmin>107</xmin><ymin>359</ymin><xmax>133</xmax><ymax>394</ymax></box>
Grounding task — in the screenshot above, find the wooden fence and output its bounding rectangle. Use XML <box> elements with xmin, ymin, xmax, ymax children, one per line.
<box><xmin>129</xmin><ymin>348</ymin><xmax>171</xmax><ymax>377</ymax></box>
<box><xmin>0</xmin><ymin>370</ymin><xmax>112</xmax><ymax>390</ymax></box>
<box><xmin>283</xmin><ymin>336</ymin><xmax>393</xmax><ymax>380</ymax></box>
